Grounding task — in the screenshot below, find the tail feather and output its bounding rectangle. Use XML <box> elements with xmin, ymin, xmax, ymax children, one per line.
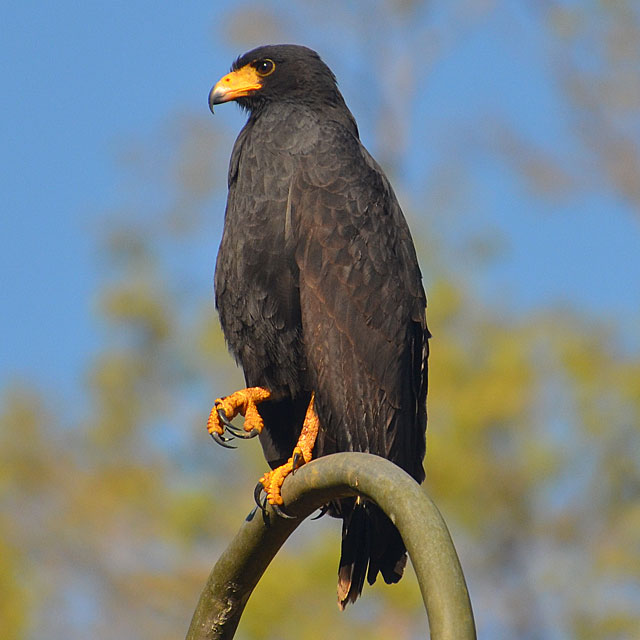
<box><xmin>337</xmin><ymin>498</ymin><xmax>407</xmax><ymax>609</ymax></box>
<box><xmin>367</xmin><ymin>513</ymin><xmax>407</xmax><ymax>586</ymax></box>
<box><xmin>337</xmin><ymin>502</ymin><xmax>369</xmax><ymax>609</ymax></box>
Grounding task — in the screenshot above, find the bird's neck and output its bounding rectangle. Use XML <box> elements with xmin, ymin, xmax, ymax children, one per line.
<box><xmin>247</xmin><ymin>98</ymin><xmax>359</xmax><ymax>139</ymax></box>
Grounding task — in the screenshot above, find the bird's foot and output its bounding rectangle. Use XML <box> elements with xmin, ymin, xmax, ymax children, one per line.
<box><xmin>207</xmin><ymin>387</ymin><xmax>271</xmax><ymax>447</ymax></box>
<box><xmin>258</xmin><ymin>443</ymin><xmax>311</xmax><ymax>506</ymax></box>
<box><xmin>256</xmin><ymin>393</ymin><xmax>319</xmax><ymax>517</ymax></box>
<box><xmin>253</xmin><ymin>481</ymin><xmax>296</xmax><ymax>519</ymax></box>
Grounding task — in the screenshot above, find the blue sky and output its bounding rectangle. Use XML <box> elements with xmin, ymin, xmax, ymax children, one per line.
<box><xmin>2</xmin><ymin>1</ymin><xmax>639</xmax><ymax>402</ymax></box>
<box><xmin>1</xmin><ymin>2</ymin><xmax>228</xmax><ymax>397</ymax></box>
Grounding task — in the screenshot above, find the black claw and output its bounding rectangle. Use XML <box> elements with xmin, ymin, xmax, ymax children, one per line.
<box><xmin>254</xmin><ymin>481</ymin><xmax>295</xmax><ymax>519</ymax></box>
<box><xmin>216</xmin><ymin>408</ymin><xmax>234</xmax><ymax>429</ymax></box>
<box><xmin>255</xmin><ymin>485</ymin><xmax>270</xmax><ymax>524</ymax></box>
<box><xmin>260</xmin><ymin>501</ymin><xmax>270</xmax><ymax>525</ymax></box>
<box><xmin>246</xmin><ymin>506</ymin><xmax>258</xmax><ymax>521</ymax></box>
<box><xmin>254</xmin><ymin>482</ymin><xmax>266</xmax><ymax>509</ymax></box>
<box><xmin>226</xmin><ymin>424</ymin><xmax>261</xmax><ymax>439</ymax></box>
<box><xmin>311</xmin><ymin>504</ymin><xmax>330</xmax><ymax>520</ymax></box>
<box><xmin>272</xmin><ymin>503</ymin><xmax>296</xmax><ymax>519</ymax></box>
<box><xmin>210</xmin><ymin>431</ymin><xmax>236</xmax><ymax>449</ymax></box>
<box><xmin>223</xmin><ymin>421</ymin><xmax>244</xmax><ymax>435</ymax></box>
<box><xmin>217</xmin><ymin>408</ymin><xmax>260</xmax><ymax>439</ymax></box>
<box><xmin>291</xmin><ymin>452</ymin><xmax>301</xmax><ymax>474</ymax></box>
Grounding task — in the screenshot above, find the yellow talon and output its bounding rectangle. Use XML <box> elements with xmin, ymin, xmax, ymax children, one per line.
<box><xmin>206</xmin><ymin>386</ymin><xmax>271</xmax><ymax>435</ymax></box>
<box><xmin>260</xmin><ymin>394</ymin><xmax>319</xmax><ymax>505</ymax></box>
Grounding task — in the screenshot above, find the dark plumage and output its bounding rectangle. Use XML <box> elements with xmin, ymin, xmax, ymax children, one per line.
<box><xmin>209</xmin><ymin>44</ymin><xmax>429</xmax><ymax>608</ymax></box>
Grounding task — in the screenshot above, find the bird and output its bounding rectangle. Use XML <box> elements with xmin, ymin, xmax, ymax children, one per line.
<box><xmin>206</xmin><ymin>44</ymin><xmax>429</xmax><ymax>609</ymax></box>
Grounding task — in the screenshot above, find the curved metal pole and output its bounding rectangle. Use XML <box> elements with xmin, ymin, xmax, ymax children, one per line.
<box><xmin>186</xmin><ymin>452</ymin><xmax>476</xmax><ymax>640</ymax></box>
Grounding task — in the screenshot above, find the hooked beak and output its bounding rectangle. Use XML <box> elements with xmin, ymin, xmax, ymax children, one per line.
<box><xmin>208</xmin><ymin>65</ymin><xmax>262</xmax><ymax>113</ymax></box>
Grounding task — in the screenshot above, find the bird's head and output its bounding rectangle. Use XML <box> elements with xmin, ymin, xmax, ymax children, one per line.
<box><xmin>209</xmin><ymin>44</ymin><xmax>341</xmax><ymax>114</ymax></box>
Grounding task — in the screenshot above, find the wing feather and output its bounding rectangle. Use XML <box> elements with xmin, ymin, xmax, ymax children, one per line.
<box><xmin>293</xmin><ymin>122</ymin><xmax>428</xmax><ymax>480</ymax></box>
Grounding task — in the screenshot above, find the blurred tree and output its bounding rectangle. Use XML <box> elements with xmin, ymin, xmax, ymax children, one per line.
<box><xmin>543</xmin><ymin>0</ymin><xmax>640</xmax><ymax>213</ymax></box>
<box><xmin>1</xmin><ymin>2</ymin><xmax>639</xmax><ymax>639</ymax></box>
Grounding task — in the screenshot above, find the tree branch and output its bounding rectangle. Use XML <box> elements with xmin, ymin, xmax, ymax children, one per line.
<box><xmin>186</xmin><ymin>452</ymin><xmax>476</xmax><ymax>640</ymax></box>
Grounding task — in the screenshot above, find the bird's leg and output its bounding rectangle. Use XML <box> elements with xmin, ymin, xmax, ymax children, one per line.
<box><xmin>259</xmin><ymin>393</ymin><xmax>319</xmax><ymax>506</ymax></box>
<box><xmin>207</xmin><ymin>387</ymin><xmax>271</xmax><ymax>445</ymax></box>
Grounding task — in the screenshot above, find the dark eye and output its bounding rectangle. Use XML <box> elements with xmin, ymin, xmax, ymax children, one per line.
<box><xmin>255</xmin><ymin>59</ymin><xmax>275</xmax><ymax>76</ymax></box>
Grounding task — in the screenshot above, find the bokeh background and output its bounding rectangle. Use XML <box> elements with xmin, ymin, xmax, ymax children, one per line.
<box><xmin>2</xmin><ymin>1</ymin><xmax>640</xmax><ymax>638</ymax></box>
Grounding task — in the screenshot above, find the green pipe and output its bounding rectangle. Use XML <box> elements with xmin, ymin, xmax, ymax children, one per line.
<box><xmin>186</xmin><ymin>452</ymin><xmax>476</xmax><ymax>640</ymax></box>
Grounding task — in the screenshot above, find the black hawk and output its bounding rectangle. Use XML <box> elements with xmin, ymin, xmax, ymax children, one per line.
<box><xmin>207</xmin><ymin>44</ymin><xmax>429</xmax><ymax>609</ymax></box>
